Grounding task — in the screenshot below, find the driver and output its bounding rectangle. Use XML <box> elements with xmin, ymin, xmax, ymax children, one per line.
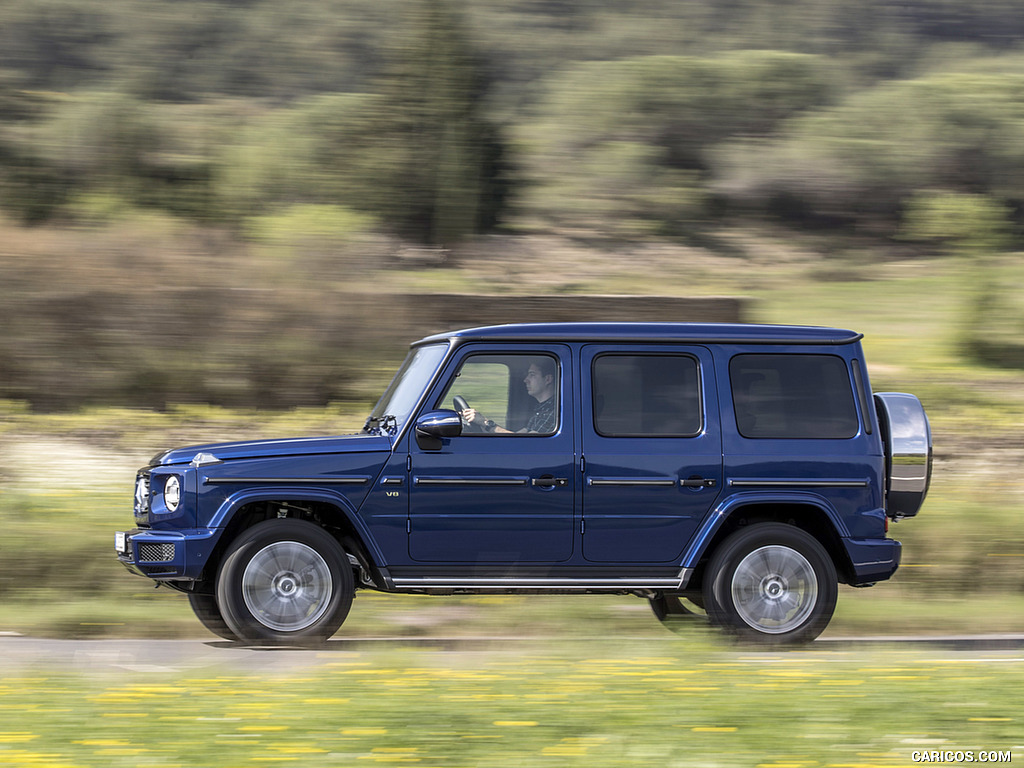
<box><xmin>462</xmin><ymin>358</ymin><xmax>557</xmax><ymax>434</ymax></box>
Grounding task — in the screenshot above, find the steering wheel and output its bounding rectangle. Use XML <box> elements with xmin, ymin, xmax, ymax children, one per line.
<box><xmin>453</xmin><ymin>395</ymin><xmax>484</xmax><ymax>432</ymax></box>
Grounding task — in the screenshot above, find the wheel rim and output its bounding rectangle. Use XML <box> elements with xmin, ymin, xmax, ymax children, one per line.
<box><xmin>730</xmin><ymin>545</ymin><xmax>818</xmax><ymax>634</ymax></box>
<box><xmin>241</xmin><ymin>541</ymin><xmax>333</xmax><ymax>633</ymax></box>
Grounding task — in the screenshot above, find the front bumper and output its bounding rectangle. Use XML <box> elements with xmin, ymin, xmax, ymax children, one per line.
<box><xmin>115</xmin><ymin>528</ymin><xmax>221</xmax><ymax>581</ymax></box>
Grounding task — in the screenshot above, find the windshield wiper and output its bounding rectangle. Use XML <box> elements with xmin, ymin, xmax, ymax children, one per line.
<box><xmin>363</xmin><ymin>414</ymin><xmax>398</xmax><ymax>435</ymax></box>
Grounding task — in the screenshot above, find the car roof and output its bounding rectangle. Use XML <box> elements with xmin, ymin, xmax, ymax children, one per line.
<box><xmin>414</xmin><ymin>322</ymin><xmax>863</xmax><ymax>347</ymax></box>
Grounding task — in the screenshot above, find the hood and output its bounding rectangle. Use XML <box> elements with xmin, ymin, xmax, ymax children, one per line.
<box><xmin>152</xmin><ymin>433</ymin><xmax>392</xmax><ymax>466</ymax></box>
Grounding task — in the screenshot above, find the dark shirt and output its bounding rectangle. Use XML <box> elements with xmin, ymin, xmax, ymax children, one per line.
<box><xmin>525</xmin><ymin>397</ymin><xmax>557</xmax><ymax>434</ymax></box>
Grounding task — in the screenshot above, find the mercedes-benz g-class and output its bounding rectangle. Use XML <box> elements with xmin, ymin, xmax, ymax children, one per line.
<box><xmin>116</xmin><ymin>323</ymin><xmax>930</xmax><ymax>644</ymax></box>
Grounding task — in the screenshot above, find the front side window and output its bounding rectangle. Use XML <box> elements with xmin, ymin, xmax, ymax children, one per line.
<box><xmin>730</xmin><ymin>354</ymin><xmax>858</xmax><ymax>439</ymax></box>
<box><xmin>592</xmin><ymin>354</ymin><xmax>702</xmax><ymax>437</ymax></box>
<box><xmin>436</xmin><ymin>354</ymin><xmax>559</xmax><ymax>436</ymax></box>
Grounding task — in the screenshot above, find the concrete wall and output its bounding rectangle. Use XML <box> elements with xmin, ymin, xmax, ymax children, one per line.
<box><xmin>1</xmin><ymin>290</ymin><xmax>747</xmax><ymax>408</ymax></box>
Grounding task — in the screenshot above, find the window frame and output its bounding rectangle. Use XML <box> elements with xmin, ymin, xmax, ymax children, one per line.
<box><xmin>590</xmin><ymin>352</ymin><xmax>704</xmax><ymax>439</ymax></box>
<box><xmin>729</xmin><ymin>352</ymin><xmax>860</xmax><ymax>440</ymax></box>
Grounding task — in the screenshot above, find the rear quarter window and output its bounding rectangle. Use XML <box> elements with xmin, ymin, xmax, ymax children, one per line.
<box><xmin>730</xmin><ymin>354</ymin><xmax>858</xmax><ymax>439</ymax></box>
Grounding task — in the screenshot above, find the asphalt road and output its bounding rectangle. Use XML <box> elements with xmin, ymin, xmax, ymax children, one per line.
<box><xmin>3</xmin><ymin>634</ymin><xmax>1024</xmax><ymax>674</ymax></box>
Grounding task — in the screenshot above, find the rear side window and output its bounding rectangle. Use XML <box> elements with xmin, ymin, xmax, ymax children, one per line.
<box><xmin>592</xmin><ymin>354</ymin><xmax>702</xmax><ymax>437</ymax></box>
<box><xmin>730</xmin><ymin>354</ymin><xmax>858</xmax><ymax>439</ymax></box>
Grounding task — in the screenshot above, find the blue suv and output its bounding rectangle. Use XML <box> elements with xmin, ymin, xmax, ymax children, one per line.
<box><xmin>116</xmin><ymin>323</ymin><xmax>930</xmax><ymax>645</ymax></box>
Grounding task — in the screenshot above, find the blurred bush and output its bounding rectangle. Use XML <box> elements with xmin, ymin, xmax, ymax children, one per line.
<box><xmin>517</xmin><ymin>51</ymin><xmax>838</xmax><ymax>236</ymax></box>
<box><xmin>0</xmin><ymin>217</ymin><xmax>389</xmax><ymax>410</ymax></box>
<box><xmin>2</xmin><ymin>0</ymin><xmax>1023</xmax><ymax>249</ymax></box>
<box><xmin>2</xmin><ymin>0</ymin><xmax>1024</xmax><ymax>382</ymax></box>
<box><xmin>0</xmin><ymin>0</ymin><xmax>508</xmax><ymax>243</ymax></box>
<box><xmin>243</xmin><ymin>204</ymin><xmax>378</xmax><ymax>247</ymax></box>
<box><xmin>711</xmin><ymin>72</ymin><xmax>1024</xmax><ymax>233</ymax></box>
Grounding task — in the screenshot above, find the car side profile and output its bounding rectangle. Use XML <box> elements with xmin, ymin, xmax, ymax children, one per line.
<box><xmin>116</xmin><ymin>323</ymin><xmax>931</xmax><ymax>645</ymax></box>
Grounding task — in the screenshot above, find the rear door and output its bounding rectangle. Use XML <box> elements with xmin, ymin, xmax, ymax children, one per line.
<box><xmin>580</xmin><ymin>345</ymin><xmax>722</xmax><ymax>563</ymax></box>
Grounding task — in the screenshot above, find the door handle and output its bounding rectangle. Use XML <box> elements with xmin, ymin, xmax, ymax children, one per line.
<box><xmin>532</xmin><ymin>475</ymin><xmax>568</xmax><ymax>488</ymax></box>
<box><xmin>680</xmin><ymin>476</ymin><xmax>717</xmax><ymax>488</ymax></box>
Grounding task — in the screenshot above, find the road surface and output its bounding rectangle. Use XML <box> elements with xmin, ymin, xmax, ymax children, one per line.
<box><xmin>2</xmin><ymin>634</ymin><xmax>1024</xmax><ymax>674</ymax></box>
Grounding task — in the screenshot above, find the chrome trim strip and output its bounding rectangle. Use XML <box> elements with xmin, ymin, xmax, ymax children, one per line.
<box><xmin>588</xmin><ymin>477</ymin><xmax>676</xmax><ymax>487</ymax></box>
<box><xmin>414</xmin><ymin>477</ymin><xmax>529</xmax><ymax>486</ymax></box>
<box><xmin>203</xmin><ymin>477</ymin><xmax>369</xmax><ymax>485</ymax></box>
<box><xmin>728</xmin><ymin>479</ymin><xmax>870</xmax><ymax>488</ymax></box>
<box><xmin>391</xmin><ymin>568</ymin><xmax>692</xmax><ymax>590</ymax></box>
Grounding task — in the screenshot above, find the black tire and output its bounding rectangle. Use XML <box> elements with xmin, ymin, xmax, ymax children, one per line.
<box><xmin>216</xmin><ymin>519</ymin><xmax>354</xmax><ymax>645</ymax></box>
<box><xmin>187</xmin><ymin>592</ymin><xmax>238</xmax><ymax>641</ymax></box>
<box><xmin>703</xmin><ymin>523</ymin><xmax>837</xmax><ymax>645</ymax></box>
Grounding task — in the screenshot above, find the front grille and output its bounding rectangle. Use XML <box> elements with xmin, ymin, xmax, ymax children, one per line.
<box><xmin>139</xmin><ymin>543</ymin><xmax>175</xmax><ymax>562</ymax></box>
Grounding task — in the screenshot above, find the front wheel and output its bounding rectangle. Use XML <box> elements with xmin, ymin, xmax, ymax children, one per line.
<box><xmin>703</xmin><ymin>523</ymin><xmax>837</xmax><ymax>645</ymax></box>
<box><xmin>187</xmin><ymin>591</ymin><xmax>238</xmax><ymax>641</ymax></box>
<box><xmin>216</xmin><ymin>519</ymin><xmax>354</xmax><ymax>645</ymax></box>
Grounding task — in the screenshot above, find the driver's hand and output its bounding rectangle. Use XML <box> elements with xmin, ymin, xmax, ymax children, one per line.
<box><xmin>461</xmin><ymin>408</ymin><xmax>479</xmax><ymax>424</ymax></box>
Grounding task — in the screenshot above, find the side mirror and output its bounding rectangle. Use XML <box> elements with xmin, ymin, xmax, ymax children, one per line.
<box><xmin>414</xmin><ymin>409</ymin><xmax>463</xmax><ymax>450</ymax></box>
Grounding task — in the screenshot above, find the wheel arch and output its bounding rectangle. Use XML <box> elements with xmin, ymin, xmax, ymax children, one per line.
<box><xmin>202</xmin><ymin>490</ymin><xmax>383</xmax><ymax>588</ymax></box>
<box><xmin>683</xmin><ymin>494</ymin><xmax>856</xmax><ymax>590</ymax></box>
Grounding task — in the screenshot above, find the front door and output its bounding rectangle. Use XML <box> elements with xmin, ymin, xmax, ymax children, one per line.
<box><xmin>409</xmin><ymin>344</ymin><xmax>575</xmax><ymax>563</ymax></box>
<box><xmin>581</xmin><ymin>345</ymin><xmax>722</xmax><ymax>563</ymax></box>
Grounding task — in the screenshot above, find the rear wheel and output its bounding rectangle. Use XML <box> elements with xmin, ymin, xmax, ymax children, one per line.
<box><xmin>703</xmin><ymin>523</ymin><xmax>837</xmax><ymax>645</ymax></box>
<box><xmin>216</xmin><ymin>519</ymin><xmax>354</xmax><ymax>645</ymax></box>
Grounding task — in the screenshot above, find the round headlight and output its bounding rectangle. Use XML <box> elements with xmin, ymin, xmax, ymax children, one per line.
<box><xmin>164</xmin><ymin>475</ymin><xmax>181</xmax><ymax>512</ymax></box>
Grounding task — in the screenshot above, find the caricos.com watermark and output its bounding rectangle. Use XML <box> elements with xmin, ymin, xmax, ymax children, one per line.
<box><xmin>911</xmin><ymin>751</ymin><xmax>1013</xmax><ymax>763</ymax></box>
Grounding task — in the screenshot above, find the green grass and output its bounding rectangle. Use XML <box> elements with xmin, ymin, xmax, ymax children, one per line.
<box><xmin>0</xmin><ymin>640</ymin><xmax>1021</xmax><ymax>767</ymax></box>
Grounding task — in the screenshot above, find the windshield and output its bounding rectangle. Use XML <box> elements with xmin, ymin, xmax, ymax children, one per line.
<box><xmin>366</xmin><ymin>343</ymin><xmax>449</xmax><ymax>433</ymax></box>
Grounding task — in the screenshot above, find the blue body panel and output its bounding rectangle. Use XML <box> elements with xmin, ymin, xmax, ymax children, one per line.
<box><xmin>154</xmin><ymin>433</ymin><xmax>391</xmax><ymax>466</ymax></box>
<box><xmin>578</xmin><ymin>343</ymin><xmax>723</xmax><ymax>563</ymax></box>
<box><xmin>117</xmin><ymin>323</ymin><xmax>902</xmax><ymax>589</ymax></box>
<box><xmin>408</xmin><ymin>342</ymin><xmax>577</xmax><ymax>563</ymax></box>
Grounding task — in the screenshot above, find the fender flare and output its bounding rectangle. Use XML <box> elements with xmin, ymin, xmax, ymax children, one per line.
<box><xmin>680</xmin><ymin>490</ymin><xmax>850</xmax><ymax>570</ymax></box>
<box><xmin>209</xmin><ymin>486</ymin><xmax>386</xmax><ymax>566</ymax></box>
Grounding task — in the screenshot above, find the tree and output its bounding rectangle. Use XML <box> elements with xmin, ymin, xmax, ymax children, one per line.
<box><xmin>369</xmin><ymin>0</ymin><xmax>507</xmax><ymax>244</ymax></box>
<box><xmin>223</xmin><ymin>0</ymin><xmax>508</xmax><ymax>245</ymax></box>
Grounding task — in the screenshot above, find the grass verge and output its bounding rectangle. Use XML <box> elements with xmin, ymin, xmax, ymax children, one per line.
<box><xmin>0</xmin><ymin>639</ymin><xmax>1021</xmax><ymax>767</ymax></box>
